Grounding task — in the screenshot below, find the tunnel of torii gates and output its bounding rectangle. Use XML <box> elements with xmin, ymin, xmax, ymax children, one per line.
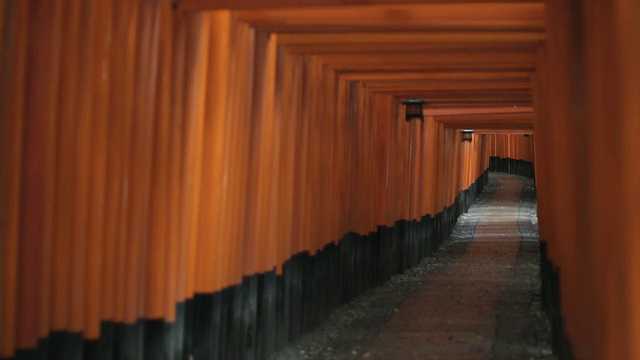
<box><xmin>0</xmin><ymin>0</ymin><xmax>639</xmax><ymax>359</ymax></box>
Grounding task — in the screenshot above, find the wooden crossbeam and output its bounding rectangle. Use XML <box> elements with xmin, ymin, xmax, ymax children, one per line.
<box><xmin>179</xmin><ymin>0</ymin><xmax>544</xmax><ymax>11</ymax></box>
<box><xmin>319</xmin><ymin>51</ymin><xmax>537</xmax><ymax>71</ymax></box>
<box><xmin>339</xmin><ymin>71</ymin><xmax>532</xmax><ymax>82</ymax></box>
<box><xmin>234</xmin><ymin>3</ymin><xmax>546</xmax><ymax>32</ymax></box>
<box><xmin>277</xmin><ymin>32</ymin><xmax>545</xmax><ymax>45</ymax></box>
<box><xmin>444</xmin><ymin>122</ymin><xmax>534</xmax><ymax>130</ymax></box>
<box><xmin>367</xmin><ymin>83</ymin><xmax>531</xmax><ymax>93</ymax></box>
<box><xmin>423</xmin><ymin>106</ymin><xmax>533</xmax><ymax>116</ymax></box>
<box><xmin>381</xmin><ymin>90</ymin><xmax>532</xmax><ymax>107</ymax></box>
<box><xmin>437</xmin><ymin>112</ymin><xmax>533</xmax><ymax>126</ymax></box>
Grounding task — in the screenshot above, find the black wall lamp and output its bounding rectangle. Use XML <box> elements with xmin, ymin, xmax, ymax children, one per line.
<box><xmin>524</xmin><ymin>134</ymin><xmax>532</xmax><ymax>138</ymax></box>
<box><xmin>401</xmin><ymin>99</ymin><xmax>426</xmax><ymax>121</ymax></box>
<box><xmin>461</xmin><ymin>129</ymin><xmax>474</xmax><ymax>142</ymax></box>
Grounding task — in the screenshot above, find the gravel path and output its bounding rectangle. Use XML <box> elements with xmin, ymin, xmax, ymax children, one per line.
<box><xmin>270</xmin><ymin>173</ymin><xmax>554</xmax><ymax>360</ymax></box>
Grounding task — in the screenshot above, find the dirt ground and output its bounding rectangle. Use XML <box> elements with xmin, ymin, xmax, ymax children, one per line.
<box><xmin>269</xmin><ymin>174</ymin><xmax>554</xmax><ymax>360</ymax></box>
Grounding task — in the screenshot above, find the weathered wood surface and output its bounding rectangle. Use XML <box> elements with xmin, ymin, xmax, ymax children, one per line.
<box><xmin>18</xmin><ymin>0</ymin><xmax>640</xmax><ymax>359</ymax></box>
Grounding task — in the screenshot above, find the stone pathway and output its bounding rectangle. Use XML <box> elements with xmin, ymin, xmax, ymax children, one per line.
<box><xmin>271</xmin><ymin>174</ymin><xmax>553</xmax><ymax>360</ymax></box>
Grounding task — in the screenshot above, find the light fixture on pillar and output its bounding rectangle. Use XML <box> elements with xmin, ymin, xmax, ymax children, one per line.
<box><xmin>461</xmin><ymin>129</ymin><xmax>474</xmax><ymax>142</ymax></box>
<box><xmin>401</xmin><ymin>98</ymin><xmax>426</xmax><ymax>121</ymax></box>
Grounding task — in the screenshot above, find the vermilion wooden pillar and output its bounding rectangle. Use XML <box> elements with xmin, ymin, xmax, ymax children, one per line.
<box><xmin>0</xmin><ymin>1</ymin><xmax>499</xmax><ymax>357</ymax></box>
<box><xmin>541</xmin><ymin>0</ymin><xmax>640</xmax><ymax>358</ymax></box>
<box><xmin>618</xmin><ymin>1</ymin><xmax>640</xmax><ymax>354</ymax></box>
